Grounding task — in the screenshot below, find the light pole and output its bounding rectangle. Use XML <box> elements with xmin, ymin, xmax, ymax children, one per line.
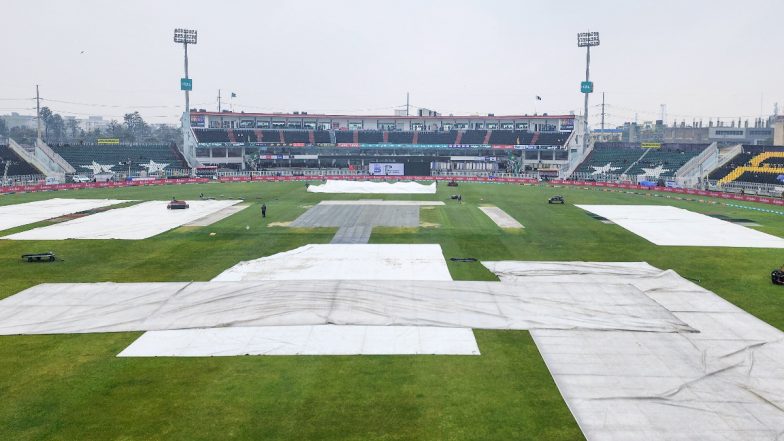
<box><xmin>174</xmin><ymin>28</ymin><xmax>197</xmax><ymax>164</ymax></box>
<box><xmin>577</xmin><ymin>31</ymin><xmax>599</xmax><ymax>152</ymax></box>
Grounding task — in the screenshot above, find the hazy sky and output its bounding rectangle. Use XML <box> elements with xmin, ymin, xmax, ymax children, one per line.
<box><xmin>1</xmin><ymin>0</ymin><xmax>782</xmax><ymax>126</ymax></box>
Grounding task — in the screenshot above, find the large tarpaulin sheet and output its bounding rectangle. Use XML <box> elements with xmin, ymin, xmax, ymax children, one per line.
<box><xmin>0</xmin><ymin>279</ymin><xmax>689</xmax><ymax>335</ymax></box>
<box><xmin>213</xmin><ymin>244</ymin><xmax>453</xmax><ymax>281</ymax></box>
<box><xmin>483</xmin><ymin>261</ymin><xmax>784</xmax><ymax>441</ymax></box>
<box><xmin>576</xmin><ymin>204</ymin><xmax>784</xmax><ymax>248</ymax></box>
<box><xmin>307</xmin><ymin>180</ymin><xmax>436</xmax><ymax>194</ymax></box>
<box><xmin>117</xmin><ymin>325</ymin><xmax>480</xmax><ymax>356</ymax></box>
<box><xmin>3</xmin><ymin>200</ymin><xmax>242</xmax><ymax>240</ymax></box>
<box><xmin>0</xmin><ymin>198</ymin><xmax>127</xmax><ymax>231</ymax></box>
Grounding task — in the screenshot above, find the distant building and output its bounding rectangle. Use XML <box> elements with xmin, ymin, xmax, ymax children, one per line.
<box><xmin>1</xmin><ymin>112</ymin><xmax>37</xmax><ymax>130</ymax></box>
<box><xmin>708</xmin><ymin>127</ymin><xmax>773</xmax><ymax>145</ymax></box>
<box><xmin>773</xmin><ymin>116</ymin><xmax>784</xmax><ymax>146</ymax></box>
<box><xmin>81</xmin><ymin>116</ymin><xmax>110</xmax><ymax>132</ymax></box>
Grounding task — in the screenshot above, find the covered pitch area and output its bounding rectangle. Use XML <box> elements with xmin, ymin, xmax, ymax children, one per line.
<box><xmin>1</xmin><ymin>180</ymin><xmax>784</xmax><ymax>441</ymax></box>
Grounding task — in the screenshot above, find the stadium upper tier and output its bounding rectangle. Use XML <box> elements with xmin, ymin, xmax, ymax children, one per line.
<box><xmin>709</xmin><ymin>145</ymin><xmax>784</xmax><ymax>185</ymax></box>
<box><xmin>51</xmin><ymin>144</ymin><xmax>189</xmax><ymax>173</ymax></box>
<box><xmin>192</xmin><ymin>129</ymin><xmax>573</xmax><ymax>147</ymax></box>
<box><xmin>573</xmin><ymin>142</ymin><xmax>709</xmax><ymax>179</ymax></box>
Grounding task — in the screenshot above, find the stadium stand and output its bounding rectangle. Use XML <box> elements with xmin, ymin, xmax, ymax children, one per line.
<box><xmin>386</xmin><ymin>131</ymin><xmax>414</xmax><ymax>144</ymax></box>
<box><xmin>458</xmin><ymin>130</ymin><xmax>488</xmax><ymax>144</ymax></box>
<box><xmin>282</xmin><ymin>130</ymin><xmax>310</xmax><ymax>144</ymax></box>
<box><xmin>0</xmin><ymin>145</ymin><xmax>40</xmax><ymax>176</ymax></box>
<box><xmin>417</xmin><ymin>131</ymin><xmax>458</xmax><ymax>144</ymax></box>
<box><xmin>193</xmin><ymin>129</ymin><xmax>230</xmax><ymax>143</ymax></box>
<box><xmin>51</xmin><ymin>144</ymin><xmax>189</xmax><ymax>173</ymax></box>
<box><xmin>314</xmin><ymin>130</ymin><xmax>331</xmax><ymax>144</ymax></box>
<box><xmin>335</xmin><ymin>131</ymin><xmax>355</xmax><ymax>144</ymax></box>
<box><xmin>710</xmin><ymin>145</ymin><xmax>784</xmax><ymax>184</ymax></box>
<box><xmin>358</xmin><ymin>130</ymin><xmax>384</xmax><ymax>144</ymax></box>
<box><xmin>574</xmin><ymin>143</ymin><xmax>706</xmax><ymax>178</ymax></box>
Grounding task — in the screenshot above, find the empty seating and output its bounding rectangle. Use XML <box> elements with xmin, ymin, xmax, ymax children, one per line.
<box><xmin>51</xmin><ymin>144</ymin><xmax>188</xmax><ymax>173</ymax></box>
<box><xmin>283</xmin><ymin>131</ymin><xmax>310</xmax><ymax>144</ymax></box>
<box><xmin>386</xmin><ymin>131</ymin><xmax>414</xmax><ymax>144</ymax></box>
<box><xmin>335</xmin><ymin>131</ymin><xmax>354</xmax><ymax>144</ymax></box>
<box><xmin>0</xmin><ymin>145</ymin><xmax>39</xmax><ymax>176</ymax></box>
<box><xmin>417</xmin><ymin>131</ymin><xmax>458</xmax><ymax>144</ymax></box>
<box><xmin>358</xmin><ymin>131</ymin><xmax>384</xmax><ymax>144</ymax></box>
<box><xmin>458</xmin><ymin>130</ymin><xmax>487</xmax><ymax>144</ymax></box>
<box><xmin>193</xmin><ymin>129</ymin><xmax>230</xmax><ymax>143</ymax></box>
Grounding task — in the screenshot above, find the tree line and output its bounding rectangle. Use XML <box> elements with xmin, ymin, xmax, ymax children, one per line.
<box><xmin>0</xmin><ymin>108</ymin><xmax>181</xmax><ymax>146</ymax></box>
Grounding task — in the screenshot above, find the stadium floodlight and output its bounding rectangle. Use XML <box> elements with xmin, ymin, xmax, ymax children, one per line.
<box><xmin>174</xmin><ymin>28</ymin><xmax>197</xmax><ymax>163</ymax></box>
<box><xmin>577</xmin><ymin>31</ymin><xmax>599</xmax><ymax>153</ymax></box>
<box><xmin>577</xmin><ymin>31</ymin><xmax>600</xmax><ymax>47</ymax></box>
<box><xmin>173</xmin><ymin>28</ymin><xmax>197</xmax><ymax>44</ymax></box>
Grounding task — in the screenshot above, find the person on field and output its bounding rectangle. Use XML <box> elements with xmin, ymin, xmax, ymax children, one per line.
<box><xmin>261</xmin><ymin>203</ymin><xmax>267</xmax><ymax>218</ymax></box>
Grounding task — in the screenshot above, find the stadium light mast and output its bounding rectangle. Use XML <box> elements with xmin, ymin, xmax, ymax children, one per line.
<box><xmin>174</xmin><ymin>29</ymin><xmax>197</xmax><ymax>117</ymax></box>
<box><xmin>577</xmin><ymin>31</ymin><xmax>599</xmax><ymax>152</ymax></box>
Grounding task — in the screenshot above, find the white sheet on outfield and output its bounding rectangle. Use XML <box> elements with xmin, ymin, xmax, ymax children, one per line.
<box><xmin>0</xmin><ymin>198</ymin><xmax>127</xmax><ymax>231</ymax></box>
<box><xmin>577</xmin><ymin>204</ymin><xmax>784</xmax><ymax>248</ymax></box>
<box><xmin>307</xmin><ymin>180</ymin><xmax>436</xmax><ymax>194</ymax></box>
<box><xmin>478</xmin><ymin>206</ymin><xmax>524</xmax><ymax>228</ymax></box>
<box><xmin>3</xmin><ymin>200</ymin><xmax>242</xmax><ymax>240</ymax></box>
<box><xmin>484</xmin><ymin>260</ymin><xmax>784</xmax><ymax>441</ymax></box>
<box><xmin>318</xmin><ymin>200</ymin><xmax>444</xmax><ymax>206</ymax></box>
<box><xmin>0</xmin><ymin>279</ymin><xmax>689</xmax><ymax>335</ymax></box>
<box><xmin>213</xmin><ymin>244</ymin><xmax>453</xmax><ymax>281</ymax></box>
<box><xmin>117</xmin><ymin>325</ymin><xmax>480</xmax><ymax>356</ymax></box>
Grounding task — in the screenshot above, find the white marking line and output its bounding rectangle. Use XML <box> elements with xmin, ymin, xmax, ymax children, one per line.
<box><xmin>0</xmin><ymin>198</ymin><xmax>128</xmax><ymax>231</ymax></box>
<box><xmin>479</xmin><ymin>206</ymin><xmax>524</xmax><ymax>229</ymax></box>
<box><xmin>4</xmin><ymin>200</ymin><xmax>242</xmax><ymax>240</ymax></box>
<box><xmin>117</xmin><ymin>325</ymin><xmax>480</xmax><ymax>356</ymax></box>
<box><xmin>184</xmin><ymin>203</ymin><xmax>250</xmax><ymax>226</ymax></box>
<box><xmin>577</xmin><ymin>204</ymin><xmax>784</xmax><ymax>248</ymax></box>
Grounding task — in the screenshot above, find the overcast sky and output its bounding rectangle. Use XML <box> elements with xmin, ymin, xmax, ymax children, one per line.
<box><xmin>1</xmin><ymin>0</ymin><xmax>782</xmax><ymax>126</ymax></box>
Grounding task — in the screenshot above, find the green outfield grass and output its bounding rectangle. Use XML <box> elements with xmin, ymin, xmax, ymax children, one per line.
<box><xmin>0</xmin><ymin>181</ymin><xmax>783</xmax><ymax>440</ymax></box>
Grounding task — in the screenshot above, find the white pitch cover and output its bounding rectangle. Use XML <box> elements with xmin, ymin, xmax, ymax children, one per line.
<box><xmin>483</xmin><ymin>260</ymin><xmax>784</xmax><ymax>441</ymax></box>
<box><xmin>306</xmin><ymin>180</ymin><xmax>436</xmax><ymax>194</ymax></box>
<box><xmin>213</xmin><ymin>244</ymin><xmax>453</xmax><ymax>281</ymax></box>
<box><xmin>0</xmin><ymin>198</ymin><xmax>127</xmax><ymax>231</ymax></box>
<box><xmin>4</xmin><ymin>200</ymin><xmax>242</xmax><ymax>240</ymax></box>
<box><xmin>577</xmin><ymin>204</ymin><xmax>784</xmax><ymax>248</ymax></box>
<box><xmin>478</xmin><ymin>206</ymin><xmax>524</xmax><ymax>229</ymax></box>
<box><xmin>117</xmin><ymin>325</ymin><xmax>480</xmax><ymax>356</ymax></box>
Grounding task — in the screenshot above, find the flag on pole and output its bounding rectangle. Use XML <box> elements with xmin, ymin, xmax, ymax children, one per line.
<box><xmin>231</xmin><ymin>92</ymin><xmax>237</xmax><ymax>98</ymax></box>
<box><xmin>536</xmin><ymin>96</ymin><xmax>542</xmax><ymax>100</ymax></box>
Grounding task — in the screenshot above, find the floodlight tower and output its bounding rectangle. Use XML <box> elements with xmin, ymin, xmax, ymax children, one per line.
<box><xmin>173</xmin><ymin>28</ymin><xmax>197</xmax><ymax>120</ymax></box>
<box><xmin>577</xmin><ymin>31</ymin><xmax>599</xmax><ymax>152</ymax></box>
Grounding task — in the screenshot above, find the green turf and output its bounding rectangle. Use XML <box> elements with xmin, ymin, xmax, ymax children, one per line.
<box><xmin>1</xmin><ymin>181</ymin><xmax>783</xmax><ymax>440</ymax></box>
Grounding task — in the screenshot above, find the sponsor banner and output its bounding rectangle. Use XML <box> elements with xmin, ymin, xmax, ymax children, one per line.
<box><xmin>641</xmin><ymin>142</ymin><xmax>662</xmax><ymax>149</ymax></box>
<box><xmin>293</xmin><ymin>155</ymin><xmax>318</xmax><ymax>160</ymax></box>
<box><xmin>337</xmin><ymin>143</ymin><xmax>360</xmax><ymax>148</ymax></box>
<box><xmin>513</xmin><ymin>144</ymin><xmax>566</xmax><ymax>150</ymax></box>
<box><xmin>560</xmin><ymin>118</ymin><xmax>575</xmax><ymax>131</ymax></box>
<box><xmin>190</xmin><ymin>115</ymin><xmax>205</xmax><ymax>127</ymax></box>
<box><xmin>369</xmin><ymin>163</ymin><xmax>405</xmax><ymax>176</ymax></box>
<box><xmin>97</xmin><ymin>138</ymin><xmax>120</xmax><ymax>145</ymax></box>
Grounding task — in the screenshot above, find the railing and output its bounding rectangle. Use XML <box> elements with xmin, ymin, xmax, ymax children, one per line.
<box><xmin>1</xmin><ymin>174</ymin><xmax>46</xmax><ymax>186</ymax></box>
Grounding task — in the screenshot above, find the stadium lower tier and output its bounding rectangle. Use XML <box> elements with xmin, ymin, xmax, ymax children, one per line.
<box><xmin>573</xmin><ymin>143</ymin><xmax>709</xmax><ymax>178</ymax></box>
<box><xmin>51</xmin><ymin>144</ymin><xmax>189</xmax><ymax>174</ymax></box>
<box><xmin>0</xmin><ymin>145</ymin><xmax>41</xmax><ymax>176</ymax></box>
<box><xmin>712</xmin><ymin>146</ymin><xmax>784</xmax><ymax>184</ymax></box>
